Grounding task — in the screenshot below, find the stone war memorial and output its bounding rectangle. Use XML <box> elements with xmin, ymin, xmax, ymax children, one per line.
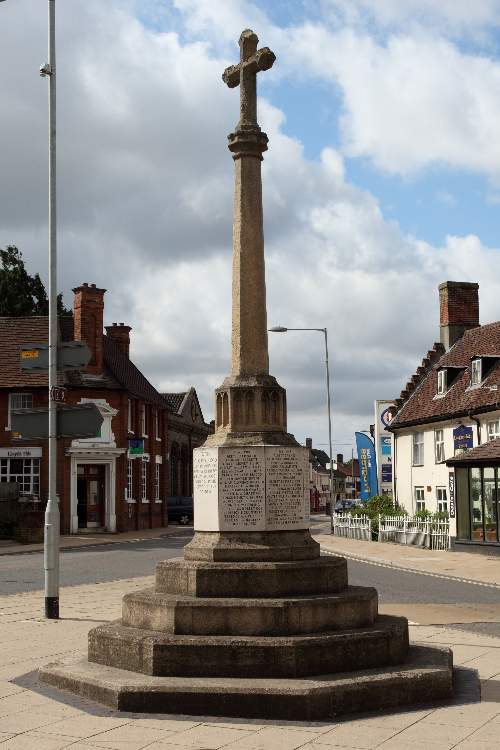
<box><xmin>41</xmin><ymin>30</ymin><xmax>453</xmax><ymax>720</ymax></box>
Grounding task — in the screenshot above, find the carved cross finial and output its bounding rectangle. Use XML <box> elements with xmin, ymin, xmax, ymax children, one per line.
<box><xmin>222</xmin><ymin>29</ymin><xmax>276</xmax><ymax>130</ymax></box>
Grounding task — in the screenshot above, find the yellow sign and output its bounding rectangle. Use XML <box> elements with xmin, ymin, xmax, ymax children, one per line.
<box><xmin>21</xmin><ymin>350</ymin><xmax>39</xmax><ymax>359</ymax></box>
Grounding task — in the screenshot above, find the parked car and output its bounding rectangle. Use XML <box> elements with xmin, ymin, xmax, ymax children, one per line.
<box><xmin>334</xmin><ymin>500</ymin><xmax>356</xmax><ymax>512</ymax></box>
<box><xmin>167</xmin><ymin>496</ymin><xmax>193</xmax><ymax>525</ymax></box>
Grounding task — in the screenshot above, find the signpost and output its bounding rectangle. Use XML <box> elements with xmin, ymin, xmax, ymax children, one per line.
<box><xmin>11</xmin><ymin>403</ymin><xmax>103</xmax><ymax>440</ymax></box>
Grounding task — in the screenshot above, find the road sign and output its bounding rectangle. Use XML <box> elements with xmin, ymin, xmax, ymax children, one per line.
<box><xmin>19</xmin><ymin>342</ymin><xmax>92</xmax><ymax>371</ymax></box>
<box><xmin>11</xmin><ymin>403</ymin><xmax>103</xmax><ymax>439</ymax></box>
<box><xmin>50</xmin><ymin>387</ymin><xmax>66</xmax><ymax>402</ymax></box>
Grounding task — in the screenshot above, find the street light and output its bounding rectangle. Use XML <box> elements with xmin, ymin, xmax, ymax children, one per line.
<box><xmin>269</xmin><ymin>326</ymin><xmax>335</xmax><ymax>531</ymax></box>
<box><xmin>2</xmin><ymin>0</ymin><xmax>60</xmax><ymax>617</ymax></box>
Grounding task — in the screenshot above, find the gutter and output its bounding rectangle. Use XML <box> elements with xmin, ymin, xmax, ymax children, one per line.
<box><xmin>468</xmin><ymin>411</ymin><xmax>481</xmax><ymax>444</ymax></box>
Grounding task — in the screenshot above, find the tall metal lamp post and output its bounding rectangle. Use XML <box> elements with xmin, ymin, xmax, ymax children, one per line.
<box><xmin>269</xmin><ymin>326</ymin><xmax>335</xmax><ymax>532</ymax></box>
<box><xmin>1</xmin><ymin>0</ymin><xmax>60</xmax><ymax>617</ymax></box>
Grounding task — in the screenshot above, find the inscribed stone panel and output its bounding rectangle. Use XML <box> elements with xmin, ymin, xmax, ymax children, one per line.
<box><xmin>193</xmin><ymin>447</ymin><xmax>220</xmax><ymax>531</ymax></box>
<box><xmin>265</xmin><ymin>446</ymin><xmax>309</xmax><ymax>530</ymax></box>
<box><xmin>219</xmin><ymin>447</ymin><xmax>266</xmax><ymax>530</ymax></box>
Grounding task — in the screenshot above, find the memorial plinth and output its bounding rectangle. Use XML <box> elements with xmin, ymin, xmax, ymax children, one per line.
<box><xmin>40</xmin><ymin>28</ymin><xmax>453</xmax><ymax>719</ymax></box>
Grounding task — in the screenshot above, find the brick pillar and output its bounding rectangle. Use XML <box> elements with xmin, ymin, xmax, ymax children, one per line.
<box><xmin>72</xmin><ymin>283</ymin><xmax>106</xmax><ymax>374</ymax></box>
<box><xmin>105</xmin><ymin>323</ymin><xmax>132</xmax><ymax>358</ymax></box>
<box><xmin>439</xmin><ymin>281</ymin><xmax>479</xmax><ymax>350</ymax></box>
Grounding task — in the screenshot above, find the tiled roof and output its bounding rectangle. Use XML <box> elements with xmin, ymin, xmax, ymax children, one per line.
<box><xmin>0</xmin><ymin>316</ymin><xmax>166</xmax><ymax>407</ymax></box>
<box><xmin>391</xmin><ymin>323</ymin><xmax>500</xmax><ymax>429</ymax></box>
<box><xmin>447</xmin><ymin>438</ymin><xmax>500</xmax><ymax>464</ymax></box>
<box><xmin>161</xmin><ymin>393</ymin><xmax>187</xmax><ymax>414</ymax></box>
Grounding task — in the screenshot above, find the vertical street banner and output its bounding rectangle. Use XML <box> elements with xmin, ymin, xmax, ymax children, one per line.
<box><xmin>355</xmin><ymin>432</ymin><xmax>378</xmax><ymax>501</ymax></box>
<box><xmin>374</xmin><ymin>400</ymin><xmax>395</xmax><ymax>496</ymax></box>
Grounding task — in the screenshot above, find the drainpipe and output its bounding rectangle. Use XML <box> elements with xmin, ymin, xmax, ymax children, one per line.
<box><xmin>468</xmin><ymin>412</ymin><xmax>481</xmax><ymax>445</ymax></box>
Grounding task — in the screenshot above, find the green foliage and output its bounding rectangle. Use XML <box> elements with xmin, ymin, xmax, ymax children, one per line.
<box><xmin>0</xmin><ymin>246</ymin><xmax>71</xmax><ymax>317</ymax></box>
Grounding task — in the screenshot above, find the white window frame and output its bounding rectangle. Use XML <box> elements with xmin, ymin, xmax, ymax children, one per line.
<box><xmin>155</xmin><ymin>462</ymin><xmax>161</xmax><ymax>502</ymax></box>
<box><xmin>155</xmin><ymin>409</ymin><xmax>161</xmax><ymax>441</ymax></box>
<box><xmin>127</xmin><ymin>399</ymin><xmax>133</xmax><ymax>434</ymax></box>
<box><xmin>434</xmin><ymin>429</ymin><xmax>445</xmax><ymax>463</ymax></box>
<box><xmin>141</xmin><ymin>460</ymin><xmax>148</xmax><ymax>503</ymax></box>
<box><xmin>471</xmin><ymin>358</ymin><xmax>482</xmax><ymax>386</ymax></box>
<box><xmin>7</xmin><ymin>393</ymin><xmax>33</xmax><ymax>431</ymax></box>
<box><xmin>437</xmin><ymin>370</ymin><xmax>446</xmax><ymax>395</ymax></box>
<box><xmin>414</xmin><ymin>487</ymin><xmax>425</xmax><ymax>512</ymax></box>
<box><xmin>412</xmin><ymin>432</ymin><xmax>424</xmax><ymax>466</ymax></box>
<box><xmin>141</xmin><ymin>403</ymin><xmax>148</xmax><ymax>437</ymax></box>
<box><xmin>487</xmin><ymin>420</ymin><xmax>500</xmax><ymax>441</ymax></box>
<box><xmin>436</xmin><ymin>487</ymin><xmax>448</xmax><ymax>514</ymax></box>
<box><xmin>0</xmin><ymin>456</ymin><xmax>40</xmax><ymax>498</ymax></box>
<box><xmin>126</xmin><ymin>459</ymin><xmax>135</xmax><ymax>503</ymax></box>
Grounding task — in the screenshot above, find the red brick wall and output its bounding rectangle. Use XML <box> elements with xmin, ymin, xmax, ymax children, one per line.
<box><xmin>72</xmin><ymin>284</ymin><xmax>106</xmax><ymax>375</ymax></box>
<box><xmin>439</xmin><ymin>281</ymin><xmax>479</xmax><ymax>327</ymax></box>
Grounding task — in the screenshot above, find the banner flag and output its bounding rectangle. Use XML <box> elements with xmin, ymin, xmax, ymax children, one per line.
<box><xmin>355</xmin><ymin>432</ymin><xmax>378</xmax><ymax>501</ymax></box>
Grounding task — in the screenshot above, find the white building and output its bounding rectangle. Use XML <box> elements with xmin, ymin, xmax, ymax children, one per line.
<box><xmin>390</xmin><ymin>281</ymin><xmax>500</xmax><ymax>552</ymax></box>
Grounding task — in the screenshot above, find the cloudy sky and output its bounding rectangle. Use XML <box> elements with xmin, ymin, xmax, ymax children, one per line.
<box><xmin>1</xmin><ymin>0</ymin><xmax>500</xmax><ymax>455</ymax></box>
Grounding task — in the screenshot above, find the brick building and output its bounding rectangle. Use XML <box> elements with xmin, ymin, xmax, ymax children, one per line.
<box><xmin>0</xmin><ymin>283</ymin><xmax>210</xmax><ymax>534</ymax></box>
<box><xmin>390</xmin><ymin>281</ymin><xmax>500</xmax><ymax>551</ymax></box>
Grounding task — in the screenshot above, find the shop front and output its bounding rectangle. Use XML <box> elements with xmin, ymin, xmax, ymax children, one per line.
<box><xmin>447</xmin><ymin>439</ymin><xmax>500</xmax><ymax>550</ymax></box>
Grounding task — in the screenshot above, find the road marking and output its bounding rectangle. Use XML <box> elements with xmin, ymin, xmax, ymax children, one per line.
<box><xmin>320</xmin><ymin>547</ymin><xmax>500</xmax><ymax>590</ymax></box>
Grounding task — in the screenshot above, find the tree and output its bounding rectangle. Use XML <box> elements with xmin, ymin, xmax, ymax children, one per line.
<box><xmin>0</xmin><ymin>246</ymin><xmax>71</xmax><ymax>316</ymax></box>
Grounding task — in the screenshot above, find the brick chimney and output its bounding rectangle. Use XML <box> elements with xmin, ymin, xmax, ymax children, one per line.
<box><xmin>439</xmin><ymin>281</ymin><xmax>479</xmax><ymax>350</ymax></box>
<box><xmin>105</xmin><ymin>323</ymin><xmax>132</xmax><ymax>358</ymax></box>
<box><xmin>305</xmin><ymin>438</ymin><xmax>312</xmax><ymax>450</ymax></box>
<box><xmin>336</xmin><ymin>453</ymin><xmax>344</xmax><ymax>465</ymax></box>
<box><xmin>72</xmin><ymin>283</ymin><xmax>106</xmax><ymax>374</ymax></box>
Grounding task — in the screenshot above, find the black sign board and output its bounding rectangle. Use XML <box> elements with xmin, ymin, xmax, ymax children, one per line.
<box><xmin>11</xmin><ymin>403</ymin><xmax>103</xmax><ymax>440</ymax></box>
<box><xmin>19</xmin><ymin>342</ymin><xmax>91</xmax><ymax>372</ymax></box>
<box><xmin>448</xmin><ymin>471</ymin><xmax>456</xmax><ymax>518</ymax></box>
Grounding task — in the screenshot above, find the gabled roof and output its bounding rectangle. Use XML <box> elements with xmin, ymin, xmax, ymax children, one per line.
<box><xmin>162</xmin><ymin>392</ymin><xmax>187</xmax><ymax>413</ymax></box>
<box><xmin>447</xmin><ymin>438</ymin><xmax>500</xmax><ymax>465</ymax></box>
<box><xmin>0</xmin><ymin>316</ymin><xmax>166</xmax><ymax>407</ymax></box>
<box><xmin>391</xmin><ymin>323</ymin><xmax>500</xmax><ymax>429</ymax></box>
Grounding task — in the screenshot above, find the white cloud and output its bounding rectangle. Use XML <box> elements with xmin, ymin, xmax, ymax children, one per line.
<box><xmin>2</xmin><ymin>0</ymin><xmax>500</xmax><ymax>450</ymax></box>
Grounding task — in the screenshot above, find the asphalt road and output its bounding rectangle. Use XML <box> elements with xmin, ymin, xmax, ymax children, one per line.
<box><xmin>1</xmin><ymin>530</ymin><xmax>499</xmax><ymax>634</ymax></box>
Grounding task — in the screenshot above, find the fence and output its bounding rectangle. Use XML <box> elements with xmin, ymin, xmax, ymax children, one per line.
<box><xmin>331</xmin><ymin>512</ymin><xmax>450</xmax><ymax>549</ymax></box>
<box><xmin>378</xmin><ymin>515</ymin><xmax>450</xmax><ymax>551</ymax></box>
<box><xmin>332</xmin><ymin>512</ymin><xmax>372</xmax><ymax>541</ymax></box>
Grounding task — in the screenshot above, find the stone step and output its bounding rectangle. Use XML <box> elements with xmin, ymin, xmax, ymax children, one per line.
<box><xmin>122</xmin><ymin>585</ymin><xmax>378</xmax><ymax>636</ymax></box>
<box><xmin>40</xmin><ymin>644</ymin><xmax>453</xmax><ymax>720</ymax></box>
<box><xmin>88</xmin><ymin>614</ymin><xmax>408</xmax><ymax>678</ymax></box>
<box><xmin>155</xmin><ymin>555</ymin><xmax>347</xmax><ymax>598</ymax></box>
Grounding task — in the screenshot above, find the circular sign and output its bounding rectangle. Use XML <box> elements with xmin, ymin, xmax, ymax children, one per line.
<box><xmin>380</xmin><ymin>407</ymin><xmax>393</xmax><ymax>429</ymax></box>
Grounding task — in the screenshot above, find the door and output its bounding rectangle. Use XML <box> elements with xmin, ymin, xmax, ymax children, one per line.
<box><xmin>76</xmin><ymin>464</ymin><xmax>106</xmax><ymax>529</ymax></box>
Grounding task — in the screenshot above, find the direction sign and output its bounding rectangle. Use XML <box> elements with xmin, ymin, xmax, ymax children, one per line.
<box><xmin>19</xmin><ymin>342</ymin><xmax>92</xmax><ymax>372</ymax></box>
<box><xmin>11</xmin><ymin>403</ymin><xmax>103</xmax><ymax>440</ymax></box>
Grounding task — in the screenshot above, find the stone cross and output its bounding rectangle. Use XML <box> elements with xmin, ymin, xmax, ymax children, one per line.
<box><xmin>222</xmin><ymin>29</ymin><xmax>275</xmax><ymax>131</ymax></box>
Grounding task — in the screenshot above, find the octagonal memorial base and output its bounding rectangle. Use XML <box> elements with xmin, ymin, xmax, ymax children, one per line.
<box><xmin>40</xmin><ymin>644</ymin><xmax>453</xmax><ymax>720</ymax></box>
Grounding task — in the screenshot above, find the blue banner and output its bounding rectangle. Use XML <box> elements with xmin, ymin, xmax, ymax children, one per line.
<box><xmin>356</xmin><ymin>432</ymin><xmax>378</xmax><ymax>501</ymax></box>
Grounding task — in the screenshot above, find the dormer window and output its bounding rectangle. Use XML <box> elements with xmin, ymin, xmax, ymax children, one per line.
<box><xmin>437</xmin><ymin>369</ymin><xmax>447</xmax><ymax>395</ymax></box>
<box><xmin>471</xmin><ymin>358</ymin><xmax>482</xmax><ymax>386</ymax></box>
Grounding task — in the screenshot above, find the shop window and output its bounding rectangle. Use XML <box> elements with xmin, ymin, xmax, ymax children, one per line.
<box><xmin>470</xmin><ymin>467</ymin><xmax>484</xmax><ymax>541</ymax></box>
<box><xmin>483</xmin><ymin>467</ymin><xmax>498</xmax><ymax>542</ymax></box>
<box><xmin>414</xmin><ymin>486</ymin><xmax>425</xmax><ymax>512</ymax></box>
<box><xmin>456</xmin><ymin>467</ymin><xmax>470</xmax><ymax>540</ymax></box>
<box><xmin>434</xmin><ymin>429</ymin><xmax>445</xmax><ymax>463</ymax></box>
<box><xmin>436</xmin><ymin>487</ymin><xmax>448</xmax><ymax>513</ymax></box>
<box><xmin>0</xmin><ymin>457</ymin><xmax>39</xmax><ymax>497</ymax></box>
<box><xmin>412</xmin><ymin>432</ymin><xmax>424</xmax><ymax>465</ymax></box>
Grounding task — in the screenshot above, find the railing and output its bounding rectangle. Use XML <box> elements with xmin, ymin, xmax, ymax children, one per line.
<box><xmin>332</xmin><ymin>512</ymin><xmax>371</xmax><ymax>541</ymax></box>
<box><xmin>378</xmin><ymin>515</ymin><xmax>450</xmax><ymax>551</ymax></box>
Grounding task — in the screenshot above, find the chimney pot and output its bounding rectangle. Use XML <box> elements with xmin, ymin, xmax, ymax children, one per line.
<box><xmin>106</xmin><ymin>322</ymin><xmax>132</xmax><ymax>358</ymax></box>
<box><xmin>305</xmin><ymin>437</ymin><xmax>312</xmax><ymax>449</ymax></box>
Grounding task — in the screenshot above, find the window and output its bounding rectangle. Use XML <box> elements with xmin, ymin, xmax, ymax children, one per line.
<box><xmin>155</xmin><ymin>410</ymin><xmax>160</xmax><ymax>440</ymax></box>
<box><xmin>412</xmin><ymin>432</ymin><xmax>424</xmax><ymax>465</ymax></box>
<box><xmin>436</xmin><ymin>487</ymin><xmax>448</xmax><ymax>513</ymax></box>
<box><xmin>127</xmin><ymin>400</ymin><xmax>133</xmax><ymax>433</ymax></box>
<box><xmin>434</xmin><ymin>429</ymin><xmax>445</xmax><ymax>463</ymax></box>
<box><xmin>471</xmin><ymin>358</ymin><xmax>482</xmax><ymax>386</ymax></box>
<box><xmin>8</xmin><ymin>393</ymin><xmax>33</xmax><ymax>429</ymax></box>
<box><xmin>0</xmin><ymin>458</ymin><xmax>40</xmax><ymax>497</ymax></box>
<box><xmin>487</xmin><ymin>420</ymin><xmax>500</xmax><ymax>441</ymax></box>
<box><xmin>141</xmin><ymin>404</ymin><xmax>147</xmax><ymax>436</ymax></box>
<box><xmin>126</xmin><ymin>460</ymin><xmax>134</xmax><ymax>502</ymax></box>
<box><xmin>155</xmin><ymin>462</ymin><xmax>161</xmax><ymax>502</ymax></box>
<box><xmin>437</xmin><ymin>370</ymin><xmax>446</xmax><ymax>395</ymax></box>
<box><xmin>414</xmin><ymin>487</ymin><xmax>425</xmax><ymax>512</ymax></box>
<box><xmin>141</xmin><ymin>461</ymin><xmax>148</xmax><ymax>502</ymax></box>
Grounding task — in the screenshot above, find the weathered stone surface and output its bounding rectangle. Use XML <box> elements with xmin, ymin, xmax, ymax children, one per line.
<box><xmin>88</xmin><ymin>615</ymin><xmax>408</xmax><ymax>678</ymax></box>
<box><xmin>184</xmin><ymin>530</ymin><xmax>320</xmax><ymax>562</ymax></box>
<box><xmin>122</xmin><ymin>585</ymin><xmax>378</xmax><ymax>636</ymax></box>
<box><xmin>154</xmin><ymin>556</ymin><xmax>348</xmax><ymax>598</ymax></box>
<box><xmin>39</xmin><ymin>644</ymin><xmax>453</xmax><ymax>720</ymax></box>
